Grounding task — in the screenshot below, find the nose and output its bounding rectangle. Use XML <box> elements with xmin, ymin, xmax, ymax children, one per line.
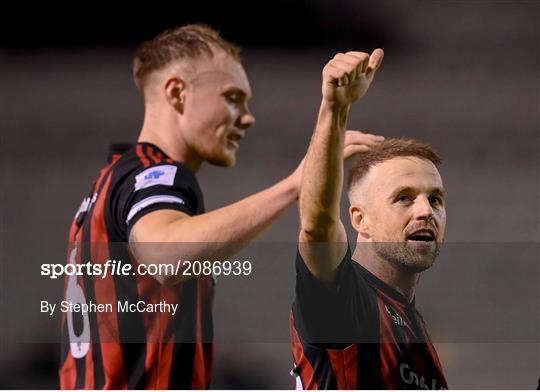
<box><xmin>237</xmin><ymin>106</ymin><xmax>255</xmax><ymax>129</ymax></box>
<box><xmin>413</xmin><ymin>195</ymin><xmax>434</xmax><ymax>222</ymax></box>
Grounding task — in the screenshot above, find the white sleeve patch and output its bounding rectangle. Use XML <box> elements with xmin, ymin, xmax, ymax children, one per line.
<box><xmin>134</xmin><ymin>165</ymin><xmax>178</xmax><ymax>191</ymax></box>
<box><xmin>126</xmin><ymin>195</ymin><xmax>185</xmax><ymax>224</ymax></box>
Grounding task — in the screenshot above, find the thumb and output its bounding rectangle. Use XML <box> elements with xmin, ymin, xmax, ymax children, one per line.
<box><xmin>367</xmin><ymin>48</ymin><xmax>384</xmax><ymax>76</ymax></box>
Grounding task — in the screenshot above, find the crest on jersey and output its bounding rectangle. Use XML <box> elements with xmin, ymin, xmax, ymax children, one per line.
<box><xmin>384</xmin><ymin>304</ymin><xmax>409</xmax><ymax>328</ymax></box>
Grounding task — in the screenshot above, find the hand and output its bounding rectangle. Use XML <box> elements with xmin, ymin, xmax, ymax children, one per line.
<box><xmin>321</xmin><ymin>49</ymin><xmax>384</xmax><ymax>108</ymax></box>
<box><xmin>343</xmin><ymin>130</ymin><xmax>384</xmax><ymax>159</ymax></box>
<box><xmin>288</xmin><ymin>130</ymin><xmax>384</xmax><ymax>194</ymax></box>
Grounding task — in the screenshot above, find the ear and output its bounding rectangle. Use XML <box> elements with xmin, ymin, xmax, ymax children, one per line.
<box><xmin>349</xmin><ymin>204</ymin><xmax>371</xmax><ymax>240</ymax></box>
<box><xmin>164</xmin><ymin>77</ymin><xmax>186</xmax><ymax>113</ymax></box>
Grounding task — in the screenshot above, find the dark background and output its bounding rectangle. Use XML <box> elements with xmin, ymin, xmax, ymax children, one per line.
<box><xmin>1</xmin><ymin>1</ymin><xmax>538</xmax><ymax>389</ymax></box>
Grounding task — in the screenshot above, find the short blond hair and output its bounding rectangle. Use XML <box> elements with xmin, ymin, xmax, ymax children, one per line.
<box><xmin>133</xmin><ymin>24</ymin><xmax>242</xmax><ymax>91</ymax></box>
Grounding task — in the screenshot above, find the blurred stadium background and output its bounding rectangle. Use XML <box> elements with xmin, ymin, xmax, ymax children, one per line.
<box><xmin>0</xmin><ymin>1</ymin><xmax>538</xmax><ymax>389</ymax></box>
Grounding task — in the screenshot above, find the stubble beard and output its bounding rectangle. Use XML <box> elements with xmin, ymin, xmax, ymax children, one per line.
<box><xmin>371</xmin><ymin>240</ymin><xmax>441</xmax><ymax>273</ymax></box>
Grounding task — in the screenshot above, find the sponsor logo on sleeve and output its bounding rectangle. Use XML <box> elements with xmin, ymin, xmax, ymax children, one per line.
<box><xmin>135</xmin><ymin>165</ymin><xmax>177</xmax><ymax>191</ymax></box>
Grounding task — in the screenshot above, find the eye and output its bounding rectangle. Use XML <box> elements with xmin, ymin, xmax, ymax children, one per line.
<box><xmin>396</xmin><ymin>194</ymin><xmax>413</xmax><ymax>204</ymax></box>
<box><xmin>225</xmin><ymin>92</ymin><xmax>241</xmax><ymax>104</ymax></box>
<box><xmin>429</xmin><ymin>196</ymin><xmax>443</xmax><ymax>207</ymax></box>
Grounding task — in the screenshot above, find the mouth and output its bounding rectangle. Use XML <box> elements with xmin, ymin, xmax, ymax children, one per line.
<box><xmin>406</xmin><ymin>229</ymin><xmax>436</xmax><ymax>243</ymax></box>
<box><xmin>226</xmin><ymin>132</ymin><xmax>244</xmax><ymax>149</ymax></box>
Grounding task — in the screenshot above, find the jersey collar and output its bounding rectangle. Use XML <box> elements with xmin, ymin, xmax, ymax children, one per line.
<box><xmin>353</xmin><ymin>261</ymin><xmax>416</xmax><ymax>308</ymax></box>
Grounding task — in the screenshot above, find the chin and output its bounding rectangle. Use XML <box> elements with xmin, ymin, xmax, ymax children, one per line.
<box><xmin>372</xmin><ymin>241</ymin><xmax>440</xmax><ymax>273</ymax></box>
<box><xmin>400</xmin><ymin>256</ymin><xmax>437</xmax><ymax>273</ymax></box>
<box><xmin>206</xmin><ymin>152</ymin><xmax>236</xmax><ymax>167</ymax></box>
<box><xmin>402</xmin><ymin>243</ymin><xmax>440</xmax><ymax>272</ymax></box>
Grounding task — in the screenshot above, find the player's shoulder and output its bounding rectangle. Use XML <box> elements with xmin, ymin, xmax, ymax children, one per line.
<box><xmin>105</xmin><ymin>142</ymin><xmax>204</xmax><ymax>236</ymax></box>
<box><xmin>111</xmin><ymin>143</ymin><xmax>199</xmax><ymax>189</ymax></box>
<box><xmin>329</xmin><ymin>249</ymin><xmax>380</xmax><ymax>302</ymax></box>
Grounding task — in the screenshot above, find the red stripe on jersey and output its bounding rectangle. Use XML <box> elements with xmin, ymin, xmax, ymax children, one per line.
<box><xmin>84</xmin><ymin>352</ymin><xmax>96</xmax><ymax>389</ymax></box>
<box><xmin>59</xmin><ymin>354</ymin><xmax>77</xmax><ymax>389</ymax></box>
<box><xmin>326</xmin><ymin>350</ymin><xmax>346</xmax><ymax>389</ymax></box>
<box><xmin>326</xmin><ymin>345</ymin><xmax>358</xmax><ymax>389</ymax></box>
<box><xmin>155</xmin><ymin>150</ymin><xmax>168</xmax><ymax>164</ymax></box>
<box><xmin>68</xmin><ymin>156</ymin><xmax>114</xmax><ymax>243</ymax></box>
<box><xmin>61</xmin><ymin>157</ymin><xmax>127</xmax><ymax>390</ymax></box>
<box><xmin>408</xmin><ymin>313</ymin><xmax>448</xmax><ymax>389</ymax></box>
<box><xmin>129</xmin><ymin>248</ymin><xmax>211</xmax><ymax>389</ymax></box>
<box><xmin>143</xmin><ymin>342</ymin><xmax>158</xmax><ymax>389</ymax></box>
<box><xmin>142</xmin><ymin>340</ymin><xmax>175</xmax><ymax>389</ymax></box>
<box><xmin>131</xmin><ymin>256</ymin><xmax>189</xmax><ymax>389</ymax></box>
<box><xmin>191</xmin><ymin>277</ymin><xmax>212</xmax><ymax>389</ymax></box>
<box><xmin>136</xmin><ymin>145</ymin><xmax>150</xmax><ymax>167</ymax></box>
<box><xmin>148</xmin><ymin>145</ymin><xmax>173</xmax><ymax>165</ymax></box>
<box><xmin>158</xmin><ymin>340</ymin><xmax>176</xmax><ymax>389</ymax></box>
<box><xmin>376</xmin><ymin>296</ymin><xmax>404</xmax><ymax>389</ymax></box>
<box><xmin>90</xmin><ymin>169</ymin><xmax>129</xmax><ymax>389</ymax></box>
<box><xmin>134</xmin><ymin>271</ymin><xmax>169</xmax><ymax>389</ymax></box>
<box><xmin>344</xmin><ymin>344</ymin><xmax>358</xmax><ymax>388</ymax></box>
<box><xmin>146</xmin><ymin>145</ymin><xmax>163</xmax><ymax>164</ymax></box>
<box><xmin>289</xmin><ymin>312</ymin><xmax>318</xmax><ymax>390</ymax></box>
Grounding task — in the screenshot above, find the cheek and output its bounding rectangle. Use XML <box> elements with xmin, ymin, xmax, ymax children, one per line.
<box><xmin>436</xmin><ymin>209</ymin><xmax>447</xmax><ymax>231</ymax></box>
<box><xmin>192</xmin><ymin>96</ymin><xmax>232</xmax><ymax>125</ymax></box>
<box><xmin>211</xmin><ymin>108</ymin><xmax>236</xmax><ymax>136</ymax></box>
<box><xmin>379</xmin><ymin>207</ymin><xmax>410</xmax><ymax>237</ymax></box>
<box><xmin>197</xmin><ymin>112</ymin><xmax>231</xmax><ymax>145</ymax></box>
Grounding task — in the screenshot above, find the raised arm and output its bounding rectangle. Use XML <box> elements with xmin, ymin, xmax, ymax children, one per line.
<box><xmin>299</xmin><ymin>50</ymin><xmax>384</xmax><ymax>284</ymax></box>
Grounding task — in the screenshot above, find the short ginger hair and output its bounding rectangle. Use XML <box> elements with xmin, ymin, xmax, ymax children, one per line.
<box><xmin>132</xmin><ymin>24</ymin><xmax>242</xmax><ymax>91</ymax></box>
<box><xmin>347</xmin><ymin>138</ymin><xmax>441</xmax><ymax>199</ymax></box>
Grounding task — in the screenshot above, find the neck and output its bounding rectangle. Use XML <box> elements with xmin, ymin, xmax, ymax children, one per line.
<box><xmin>351</xmin><ymin>242</ymin><xmax>419</xmax><ymax>303</ymax></box>
<box><xmin>138</xmin><ymin>106</ymin><xmax>203</xmax><ymax>173</ymax></box>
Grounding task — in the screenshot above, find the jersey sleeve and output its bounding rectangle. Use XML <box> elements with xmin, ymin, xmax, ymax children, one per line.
<box><xmin>111</xmin><ymin>162</ymin><xmax>203</xmax><ymax>238</ymax></box>
<box><xmin>293</xmin><ymin>243</ymin><xmax>374</xmax><ymax>346</ymax></box>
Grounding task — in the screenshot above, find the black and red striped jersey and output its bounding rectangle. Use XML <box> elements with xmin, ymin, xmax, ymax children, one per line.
<box><xmin>290</xmin><ymin>246</ymin><xmax>448</xmax><ymax>389</ymax></box>
<box><xmin>60</xmin><ymin>142</ymin><xmax>214</xmax><ymax>389</ymax></box>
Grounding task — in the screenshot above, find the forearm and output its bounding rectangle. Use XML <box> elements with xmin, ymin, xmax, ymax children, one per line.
<box><xmin>300</xmin><ymin>101</ymin><xmax>349</xmax><ymax>240</ymax></box>
<box><xmin>165</xmin><ymin>176</ymin><xmax>297</xmax><ymax>245</ymax></box>
<box><xmin>130</xmin><ymin>174</ymin><xmax>299</xmax><ymax>285</ymax></box>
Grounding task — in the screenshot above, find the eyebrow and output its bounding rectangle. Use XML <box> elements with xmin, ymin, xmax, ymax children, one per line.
<box><xmin>223</xmin><ymin>86</ymin><xmax>251</xmax><ymax>100</ymax></box>
<box><xmin>431</xmin><ymin>188</ymin><xmax>446</xmax><ymax>198</ymax></box>
<box><xmin>390</xmin><ymin>186</ymin><xmax>446</xmax><ymax>199</ymax></box>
